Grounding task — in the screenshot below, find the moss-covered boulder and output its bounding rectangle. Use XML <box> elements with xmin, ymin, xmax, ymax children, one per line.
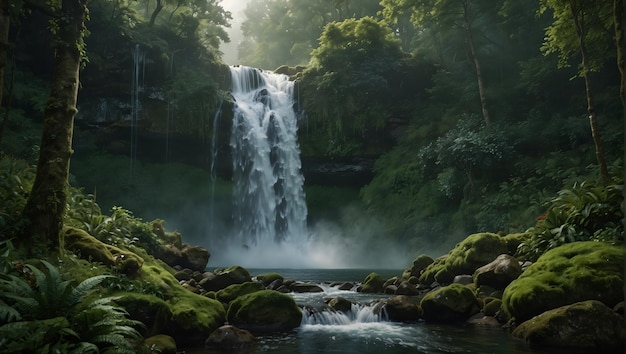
<box><xmin>62</xmin><ymin>226</ymin><xmax>143</xmax><ymax>274</ymax></box>
<box><xmin>205</xmin><ymin>325</ymin><xmax>257</xmax><ymax>350</ymax></box>
<box><xmin>115</xmin><ymin>293</ymin><xmax>173</xmax><ymax>337</ymax></box>
<box><xmin>180</xmin><ymin>245</ymin><xmax>210</xmax><ymax>272</ymax></box>
<box><xmin>420</xmin><ymin>284</ymin><xmax>480</xmax><ymax>323</ymax></box>
<box><xmin>216</xmin><ymin>281</ymin><xmax>265</xmax><ymax>303</ymax></box>
<box><xmin>144</xmin><ymin>334</ymin><xmax>177</xmax><ymax>354</ymax></box>
<box><xmin>482</xmin><ymin>298</ymin><xmax>502</xmax><ymax>317</ymax></box>
<box><xmin>502</xmin><ymin>241</ymin><xmax>624</xmax><ymax>323</ymax></box>
<box><xmin>419</xmin><ymin>233</ymin><xmax>509</xmax><ymax>285</ymax></box>
<box><xmin>326</xmin><ymin>297</ymin><xmax>353</xmax><ymax>312</ymax></box>
<box><xmin>200</xmin><ymin>266</ymin><xmax>252</xmax><ymax>292</ymax></box>
<box><xmin>256</xmin><ymin>272</ymin><xmax>284</xmax><ymax>286</ymax></box>
<box><xmin>402</xmin><ymin>254</ymin><xmax>434</xmax><ymax>279</ymax></box>
<box><xmin>226</xmin><ymin>290</ymin><xmax>302</xmax><ymax>333</ymax></box>
<box><xmin>512</xmin><ymin>300</ymin><xmax>625</xmax><ymax>351</ymax></box>
<box><xmin>473</xmin><ymin>254</ymin><xmax>522</xmax><ymax>289</ymax></box>
<box><xmin>359</xmin><ymin>272</ymin><xmax>386</xmax><ymax>293</ymax></box>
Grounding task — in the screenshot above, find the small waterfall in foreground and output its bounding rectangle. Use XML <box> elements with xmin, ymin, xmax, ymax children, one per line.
<box><xmin>229</xmin><ymin>66</ymin><xmax>308</xmax><ymax>247</ymax></box>
<box><xmin>301</xmin><ymin>303</ymin><xmax>388</xmax><ymax>326</ymax></box>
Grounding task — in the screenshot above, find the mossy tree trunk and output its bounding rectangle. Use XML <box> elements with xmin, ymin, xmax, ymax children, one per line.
<box><xmin>20</xmin><ymin>0</ymin><xmax>87</xmax><ymax>252</ymax></box>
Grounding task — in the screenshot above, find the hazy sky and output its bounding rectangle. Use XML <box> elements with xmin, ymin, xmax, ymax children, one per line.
<box><xmin>221</xmin><ymin>0</ymin><xmax>251</xmax><ymax>65</ymax></box>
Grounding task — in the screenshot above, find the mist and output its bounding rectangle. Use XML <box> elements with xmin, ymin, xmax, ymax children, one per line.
<box><xmin>220</xmin><ymin>0</ymin><xmax>251</xmax><ymax>65</ymax></box>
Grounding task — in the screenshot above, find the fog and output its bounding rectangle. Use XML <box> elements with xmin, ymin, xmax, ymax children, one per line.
<box><xmin>221</xmin><ymin>0</ymin><xmax>251</xmax><ymax>65</ymax></box>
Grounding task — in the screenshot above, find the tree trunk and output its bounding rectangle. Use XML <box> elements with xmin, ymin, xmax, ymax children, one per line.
<box><xmin>0</xmin><ymin>0</ymin><xmax>9</xmax><ymax>142</ymax></box>
<box><xmin>462</xmin><ymin>0</ymin><xmax>491</xmax><ymax>126</ymax></box>
<box><xmin>614</xmin><ymin>0</ymin><xmax>625</xmax><ymax>317</ymax></box>
<box><xmin>149</xmin><ymin>0</ymin><xmax>164</xmax><ymax>27</ymax></box>
<box><xmin>20</xmin><ymin>0</ymin><xmax>87</xmax><ymax>252</ymax></box>
<box><xmin>569</xmin><ymin>0</ymin><xmax>610</xmax><ymax>185</ymax></box>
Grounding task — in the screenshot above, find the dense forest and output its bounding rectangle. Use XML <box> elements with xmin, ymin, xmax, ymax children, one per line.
<box><xmin>0</xmin><ymin>0</ymin><xmax>623</xmax><ymax>257</ymax></box>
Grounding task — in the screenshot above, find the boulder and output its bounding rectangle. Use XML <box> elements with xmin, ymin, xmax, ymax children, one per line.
<box><xmin>402</xmin><ymin>254</ymin><xmax>434</xmax><ymax>279</ymax></box>
<box><xmin>512</xmin><ymin>300</ymin><xmax>625</xmax><ymax>351</ymax></box>
<box><xmin>205</xmin><ymin>325</ymin><xmax>257</xmax><ymax>350</ymax></box>
<box><xmin>256</xmin><ymin>272</ymin><xmax>284</xmax><ymax>287</ymax></box>
<box><xmin>199</xmin><ymin>266</ymin><xmax>252</xmax><ymax>292</ymax></box>
<box><xmin>292</xmin><ymin>283</ymin><xmax>324</xmax><ymax>293</ymax></box>
<box><xmin>62</xmin><ymin>226</ymin><xmax>143</xmax><ymax>275</ymax></box>
<box><xmin>482</xmin><ymin>298</ymin><xmax>502</xmax><ymax>317</ymax></box>
<box><xmin>359</xmin><ymin>272</ymin><xmax>386</xmax><ymax>293</ymax></box>
<box><xmin>385</xmin><ymin>295</ymin><xmax>422</xmax><ymax>322</ymax></box>
<box><xmin>216</xmin><ymin>282</ymin><xmax>265</xmax><ymax>303</ymax></box>
<box><xmin>154</xmin><ymin>244</ymin><xmax>185</xmax><ymax>267</ymax></box>
<box><xmin>226</xmin><ymin>290</ymin><xmax>302</xmax><ymax>332</ymax></box>
<box><xmin>116</xmin><ymin>293</ymin><xmax>173</xmax><ymax>337</ymax></box>
<box><xmin>144</xmin><ymin>334</ymin><xmax>177</xmax><ymax>354</ymax></box>
<box><xmin>473</xmin><ymin>254</ymin><xmax>522</xmax><ymax>289</ymax></box>
<box><xmin>419</xmin><ymin>233</ymin><xmax>511</xmax><ymax>286</ymax></box>
<box><xmin>420</xmin><ymin>284</ymin><xmax>480</xmax><ymax>323</ymax></box>
<box><xmin>502</xmin><ymin>241</ymin><xmax>624</xmax><ymax>323</ymax></box>
<box><xmin>337</xmin><ymin>282</ymin><xmax>354</xmax><ymax>291</ymax></box>
<box><xmin>395</xmin><ymin>281</ymin><xmax>420</xmax><ymax>296</ymax></box>
<box><xmin>180</xmin><ymin>245</ymin><xmax>210</xmax><ymax>272</ymax></box>
<box><xmin>326</xmin><ymin>297</ymin><xmax>353</xmax><ymax>312</ymax></box>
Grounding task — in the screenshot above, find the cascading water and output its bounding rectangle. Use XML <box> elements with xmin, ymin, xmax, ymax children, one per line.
<box><xmin>229</xmin><ymin>66</ymin><xmax>308</xmax><ymax>247</ymax></box>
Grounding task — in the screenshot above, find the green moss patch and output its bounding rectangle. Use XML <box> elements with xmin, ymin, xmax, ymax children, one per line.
<box><xmin>216</xmin><ymin>282</ymin><xmax>265</xmax><ymax>303</ymax></box>
<box><xmin>360</xmin><ymin>272</ymin><xmax>386</xmax><ymax>293</ymax></box>
<box><xmin>420</xmin><ymin>283</ymin><xmax>480</xmax><ymax>323</ymax></box>
<box><xmin>419</xmin><ymin>233</ymin><xmax>510</xmax><ymax>285</ymax></box>
<box><xmin>502</xmin><ymin>241</ymin><xmax>624</xmax><ymax>323</ymax></box>
<box><xmin>226</xmin><ymin>290</ymin><xmax>302</xmax><ymax>333</ymax></box>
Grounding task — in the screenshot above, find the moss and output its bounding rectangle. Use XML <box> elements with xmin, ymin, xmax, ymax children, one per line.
<box><xmin>144</xmin><ymin>334</ymin><xmax>177</xmax><ymax>354</ymax></box>
<box><xmin>115</xmin><ymin>292</ymin><xmax>173</xmax><ymax>336</ymax></box>
<box><xmin>216</xmin><ymin>282</ymin><xmax>265</xmax><ymax>303</ymax></box>
<box><xmin>502</xmin><ymin>241</ymin><xmax>624</xmax><ymax>323</ymax></box>
<box><xmin>483</xmin><ymin>298</ymin><xmax>502</xmax><ymax>317</ymax></box>
<box><xmin>360</xmin><ymin>272</ymin><xmax>386</xmax><ymax>293</ymax></box>
<box><xmin>255</xmin><ymin>272</ymin><xmax>284</xmax><ymax>286</ymax></box>
<box><xmin>226</xmin><ymin>290</ymin><xmax>302</xmax><ymax>332</ymax></box>
<box><xmin>62</xmin><ymin>226</ymin><xmax>144</xmax><ymax>274</ymax></box>
<box><xmin>420</xmin><ymin>283</ymin><xmax>480</xmax><ymax>323</ymax></box>
<box><xmin>419</xmin><ymin>233</ymin><xmax>509</xmax><ymax>285</ymax></box>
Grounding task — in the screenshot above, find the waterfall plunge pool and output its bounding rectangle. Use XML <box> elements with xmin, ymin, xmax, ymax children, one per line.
<box><xmin>181</xmin><ymin>268</ymin><xmax>586</xmax><ymax>354</ymax></box>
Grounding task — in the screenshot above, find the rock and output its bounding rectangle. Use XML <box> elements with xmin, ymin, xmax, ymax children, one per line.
<box><xmin>512</xmin><ymin>300</ymin><xmax>625</xmax><ymax>351</ymax></box>
<box><xmin>62</xmin><ymin>226</ymin><xmax>143</xmax><ymax>275</ymax></box>
<box><xmin>466</xmin><ymin>314</ymin><xmax>501</xmax><ymax>327</ymax></box>
<box><xmin>359</xmin><ymin>272</ymin><xmax>386</xmax><ymax>293</ymax></box>
<box><xmin>403</xmin><ymin>254</ymin><xmax>434</xmax><ymax>279</ymax></box>
<box><xmin>267</xmin><ymin>278</ymin><xmax>283</xmax><ymax>290</ymax></box>
<box><xmin>116</xmin><ymin>293</ymin><xmax>173</xmax><ymax>337</ymax></box>
<box><xmin>174</xmin><ymin>270</ymin><xmax>192</xmax><ymax>281</ymax></box>
<box><xmin>453</xmin><ymin>275</ymin><xmax>473</xmax><ymax>285</ymax></box>
<box><xmin>216</xmin><ymin>282</ymin><xmax>265</xmax><ymax>303</ymax></box>
<box><xmin>337</xmin><ymin>282</ymin><xmax>354</xmax><ymax>291</ymax></box>
<box><xmin>199</xmin><ymin>266</ymin><xmax>252</xmax><ymax>292</ymax></box>
<box><xmin>385</xmin><ymin>295</ymin><xmax>422</xmax><ymax>322</ymax></box>
<box><xmin>152</xmin><ymin>220</ymin><xmax>183</xmax><ymax>249</ymax></box>
<box><xmin>226</xmin><ymin>290</ymin><xmax>302</xmax><ymax>332</ymax></box>
<box><xmin>395</xmin><ymin>281</ymin><xmax>420</xmax><ymax>296</ymax></box>
<box><xmin>144</xmin><ymin>334</ymin><xmax>177</xmax><ymax>354</ymax></box>
<box><xmin>383</xmin><ymin>276</ymin><xmax>398</xmax><ymax>289</ymax></box>
<box><xmin>502</xmin><ymin>241</ymin><xmax>624</xmax><ymax>323</ymax></box>
<box><xmin>292</xmin><ymin>283</ymin><xmax>324</xmax><ymax>293</ymax></box>
<box><xmin>482</xmin><ymin>298</ymin><xmax>502</xmax><ymax>317</ymax></box>
<box><xmin>384</xmin><ymin>285</ymin><xmax>398</xmax><ymax>294</ymax></box>
<box><xmin>180</xmin><ymin>245</ymin><xmax>210</xmax><ymax>272</ymax></box>
<box><xmin>327</xmin><ymin>297</ymin><xmax>353</xmax><ymax>312</ymax></box>
<box><xmin>205</xmin><ymin>325</ymin><xmax>257</xmax><ymax>350</ymax></box>
<box><xmin>420</xmin><ymin>284</ymin><xmax>480</xmax><ymax>323</ymax></box>
<box><xmin>256</xmin><ymin>272</ymin><xmax>284</xmax><ymax>286</ymax></box>
<box><xmin>154</xmin><ymin>244</ymin><xmax>184</xmax><ymax>267</ymax></box>
<box><xmin>418</xmin><ymin>233</ymin><xmax>511</xmax><ymax>285</ymax></box>
<box><xmin>473</xmin><ymin>254</ymin><xmax>522</xmax><ymax>289</ymax></box>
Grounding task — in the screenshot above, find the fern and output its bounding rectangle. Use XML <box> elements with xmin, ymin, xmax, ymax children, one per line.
<box><xmin>0</xmin><ymin>299</ymin><xmax>21</xmax><ymax>322</ymax></box>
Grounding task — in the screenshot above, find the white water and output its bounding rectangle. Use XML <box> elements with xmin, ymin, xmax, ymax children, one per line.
<box><xmin>229</xmin><ymin>66</ymin><xmax>307</xmax><ymax>246</ymax></box>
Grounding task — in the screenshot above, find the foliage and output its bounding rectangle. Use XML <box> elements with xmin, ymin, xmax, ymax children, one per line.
<box><xmin>0</xmin><ymin>158</ymin><xmax>33</xmax><ymax>239</ymax></box>
<box><xmin>518</xmin><ymin>177</ymin><xmax>624</xmax><ymax>261</ymax></box>
<box><xmin>0</xmin><ymin>260</ymin><xmax>143</xmax><ymax>353</ymax></box>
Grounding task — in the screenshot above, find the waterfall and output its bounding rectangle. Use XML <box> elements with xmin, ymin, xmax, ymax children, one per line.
<box><xmin>301</xmin><ymin>303</ymin><xmax>388</xmax><ymax>326</ymax></box>
<box><xmin>129</xmin><ymin>44</ymin><xmax>143</xmax><ymax>191</ymax></box>
<box><xmin>229</xmin><ymin>66</ymin><xmax>308</xmax><ymax>247</ymax></box>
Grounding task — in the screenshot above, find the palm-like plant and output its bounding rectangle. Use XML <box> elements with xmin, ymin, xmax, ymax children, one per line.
<box><xmin>0</xmin><ymin>260</ymin><xmax>144</xmax><ymax>353</ymax></box>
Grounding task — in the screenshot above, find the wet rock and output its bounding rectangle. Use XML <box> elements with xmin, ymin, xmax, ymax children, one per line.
<box><xmin>512</xmin><ymin>300</ymin><xmax>626</xmax><ymax>351</ymax></box>
<box><xmin>337</xmin><ymin>282</ymin><xmax>354</xmax><ymax>291</ymax></box>
<box><xmin>453</xmin><ymin>275</ymin><xmax>473</xmax><ymax>285</ymax></box>
<box><xmin>226</xmin><ymin>290</ymin><xmax>302</xmax><ymax>333</ymax></box>
<box><xmin>145</xmin><ymin>334</ymin><xmax>177</xmax><ymax>354</ymax></box>
<box><xmin>359</xmin><ymin>272</ymin><xmax>386</xmax><ymax>293</ymax></box>
<box><xmin>180</xmin><ymin>245</ymin><xmax>210</xmax><ymax>272</ymax></box>
<box><xmin>199</xmin><ymin>266</ymin><xmax>252</xmax><ymax>292</ymax></box>
<box><xmin>292</xmin><ymin>283</ymin><xmax>324</xmax><ymax>293</ymax></box>
<box><xmin>385</xmin><ymin>295</ymin><xmax>422</xmax><ymax>322</ymax></box>
<box><xmin>327</xmin><ymin>297</ymin><xmax>353</xmax><ymax>312</ymax></box>
<box><xmin>420</xmin><ymin>284</ymin><xmax>480</xmax><ymax>323</ymax></box>
<box><xmin>205</xmin><ymin>325</ymin><xmax>257</xmax><ymax>350</ymax></box>
<box><xmin>467</xmin><ymin>314</ymin><xmax>501</xmax><ymax>327</ymax></box>
<box><xmin>395</xmin><ymin>281</ymin><xmax>419</xmax><ymax>296</ymax></box>
<box><xmin>473</xmin><ymin>254</ymin><xmax>522</xmax><ymax>289</ymax></box>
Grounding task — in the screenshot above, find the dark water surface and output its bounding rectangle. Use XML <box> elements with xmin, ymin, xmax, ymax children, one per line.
<box><xmin>183</xmin><ymin>268</ymin><xmax>601</xmax><ymax>354</ymax></box>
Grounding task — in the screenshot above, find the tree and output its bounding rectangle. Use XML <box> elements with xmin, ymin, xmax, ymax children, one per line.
<box><xmin>540</xmin><ymin>0</ymin><xmax>613</xmax><ymax>185</ymax></box>
<box><xmin>20</xmin><ymin>0</ymin><xmax>88</xmax><ymax>251</ymax></box>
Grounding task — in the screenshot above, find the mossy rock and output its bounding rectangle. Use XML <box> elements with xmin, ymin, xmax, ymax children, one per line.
<box><xmin>256</xmin><ymin>272</ymin><xmax>284</xmax><ymax>286</ymax></box>
<box><xmin>62</xmin><ymin>226</ymin><xmax>143</xmax><ymax>274</ymax></box>
<box><xmin>403</xmin><ymin>254</ymin><xmax>434</xmax><ymax>279</ymax></box>
<box><xmin>419</xmin><ymin>233</ymin><xmax>509</xmax><ymax>285</ymax></box>
<box><xmin>483</xmin><ymin>298</ymin><xmax>502</xmax><ymax>317</ymax></box>
<box><xmin>216</xmin><ymin>281</ymin><xmax>265</xmax><ymax>303</ymax></box>
<box><xmin>115</xmin><ymin>293</ymin><xmax>173</xmax><ymax>337</ymax></box>
<box><xmin>144</xmin><ymin>334</ymin><xmax>177</xmax><ymax>354</ymax></box>
<box><xmin>420</xmin><ymin>284</ymin><xmax>480</xmax><ymax>323</ymax></box>
<box><xmin>502</xmin><ymin>241</ymin><xmax>624</xmax><ymax>323</ymax></box>
<box><xmin>226</xmin><ymin>290</ymin><xmax>302</xmax><ymax>333</ymax></box>
<box><xmin>512</xmin><ymin>300</ymin><xmax>625</xmax><ymax>351</ymax></box>
<box><xmin>501</xmin><ymin>232</ymin><xmax>531</xmax><ymax>255</ymax></box>
<box><xmin>359</xmin><ymin>272</ymin><xmax>386</xmax><ymax>293</ymax></box>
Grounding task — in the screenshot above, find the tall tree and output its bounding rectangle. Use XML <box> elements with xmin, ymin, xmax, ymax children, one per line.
<box><xmin>20</xmin><ymin>0</ymin><xmax>88</xmax><ymax>251</ymax></box>
<box><xmin>540</xmin><ymin>0</ymin><xmax>613</xmax><ymax>185</ymax></box>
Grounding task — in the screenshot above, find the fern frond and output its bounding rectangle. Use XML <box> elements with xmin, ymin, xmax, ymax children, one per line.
<box><xmin>69</xmin><ymin>342</ymin><xmax>99</xmax><ymax>354</ymax></box>
<box><xmin>0</xmin><ymin>298</ymin><xmax>22</xmax><ymax>322</ymax></box>
<box><xmin>69</xmin><ymin>275</ymin><xmax>113</xmax><ymax>305</ymax></box>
